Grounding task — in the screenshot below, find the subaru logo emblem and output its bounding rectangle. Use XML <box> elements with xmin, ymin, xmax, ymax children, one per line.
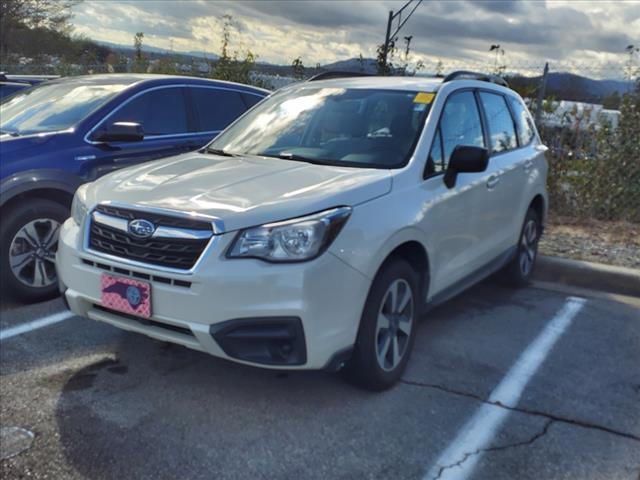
<box><xmin>128</xmin><ymin>219</ymin><xmax>155</xmax><ymax>238</ymax></box>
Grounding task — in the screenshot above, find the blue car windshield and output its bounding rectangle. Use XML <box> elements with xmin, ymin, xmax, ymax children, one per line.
<box><xmin>207</xmin><ymin>87</ymin><xmax>432</xmax><ymax>168</ymax></box>
<box><xmin>0</xmin><ymin>81</ymin><xmax>130</xmax><ymax>135</ymax></box>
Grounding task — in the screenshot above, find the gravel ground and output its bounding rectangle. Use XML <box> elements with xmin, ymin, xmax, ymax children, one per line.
<box><xmin>540</xmin><ymin>217</ymin><xmax>640</xmax><ymax>269</ymax></box>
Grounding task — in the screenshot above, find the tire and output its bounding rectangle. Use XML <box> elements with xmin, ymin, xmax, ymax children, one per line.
<box><xmin>1</xmin><ymin>199</ymin><xmax>69</xmax><ymax>302</ymax></box>
<box><xmin>500</xmin><ymin>208</ymin><xmax>541</xmax><ymax>287</ymax></box>
<box><xmin>343</xmin><ymin>258</ymin><xmax>420</xmax><ymax>391</ymax></box>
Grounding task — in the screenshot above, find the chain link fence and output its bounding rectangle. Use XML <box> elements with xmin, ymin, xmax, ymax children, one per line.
<box><xmin>536</xmin><ymin>68</ymin><xmax>638</xmax><ymax>224</ymax></box>
<box><xmin>414</xmin><ymin>59</ymin><xmax>640</xmax><ymax>224</ymax></box>
<box><xmin>3</xmin><ymin>58</ymin><xmax>639</xmax><ymax>224</ymax></box>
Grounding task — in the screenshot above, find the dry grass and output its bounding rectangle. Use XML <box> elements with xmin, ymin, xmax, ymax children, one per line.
<box><xmin>539</xmin><ymin>216</ymin><xmax>640</xmax><ymax>269</ymax></box>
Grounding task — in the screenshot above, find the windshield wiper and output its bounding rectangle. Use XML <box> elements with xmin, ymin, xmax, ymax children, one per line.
<box><xmin>204</xmin><ymin>147</ymin><xmax>237</xmax><ymax>157</ymax></box>
<box><xmin>274</xmin><ymin>152</ymin><xmax>323</xmax><ymax>165</ymax></box>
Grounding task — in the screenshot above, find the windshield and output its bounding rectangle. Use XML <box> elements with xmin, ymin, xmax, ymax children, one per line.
<box><xmin>208</xmin><ymin>87</ymin><xmax>432</xmax><ymax>168</ymax></box>
<box><xmin>0</xmin><ymin>81</ymin><xmax>130</xmax><ymax>135</ymax></box>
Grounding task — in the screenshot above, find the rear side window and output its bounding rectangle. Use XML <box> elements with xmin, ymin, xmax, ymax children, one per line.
<box><xmin>241</xmin><ymin>92</ymin><xmax>265</xmax><ymax>109</ymax></box>
<box><xmin>190</xmin><ymin>88</ymin><xmax>248</xmax><ymax>132</ymax></box>
<box><xmin>508</xmin><ymin>96</ymin><xmax>536</xmax><ymax>145</ymax></box>
<box><xmin>108</xmin><ymin>87</ymin><xmax>189</xmax><ymax>136</ymax></box>
<box><xmin>439</xmin><ymin>91</ymin><xmax>485</xmax><ymax>168</ymax></box>
<box><xmin>479</xmin><ymin>92</ymin><xmax>517</xmax><ymax>153</ymax></box>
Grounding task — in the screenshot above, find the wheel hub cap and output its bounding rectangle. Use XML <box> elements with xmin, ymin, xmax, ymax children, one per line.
<box><xmin>375</xmin><ymin>279</ymin><xmax>414</xmax><ymax>372</ymax></box>
<box><xmin>519</xmin><ymin>219</ymin><xmax>538</xmax><ymax>277</ymax></box>
<box><xmin>9</xmin><ymin>218</ymin><xmax>61</xmax><ymax>288</ymax></box>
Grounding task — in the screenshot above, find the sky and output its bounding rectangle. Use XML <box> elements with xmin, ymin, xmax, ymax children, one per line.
<box><xmin>71</xmin><ymin>0</ymin><xmax>640</xmax><ymax>76</ymax></box>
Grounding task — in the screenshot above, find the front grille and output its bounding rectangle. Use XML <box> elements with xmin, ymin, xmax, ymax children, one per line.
<box><xmin>88</xmin><ymin>206</ymin><xmax>213</xmax><ymax>270</ymax></box>
<box><xmin>95</xmin><ymin>204</ymin><xmax>213</xmax><ymax>231</ymax></box>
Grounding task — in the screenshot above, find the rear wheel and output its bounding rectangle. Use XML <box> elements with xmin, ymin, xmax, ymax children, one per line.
<box><xmin>1</xmin><ymin>199</ymin><xmax>68</xmax><ymax>302</ymax></box>
<box><xmin>500</xmin><ymin>208</ymin><xmax>540</xmax><ymax>287</ymax></box>
<box><xmin>343</xmin><ymin>258</ymin><xmax>419</xmax><ymax>391</ymax></box>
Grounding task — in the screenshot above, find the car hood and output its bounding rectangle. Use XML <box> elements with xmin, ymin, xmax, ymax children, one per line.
<box><xmin>86</xmin><ymin>152</ymin><xmax>392</xmax><ymax>232</ymax></box>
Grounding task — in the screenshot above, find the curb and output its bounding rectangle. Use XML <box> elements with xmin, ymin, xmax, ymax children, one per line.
<box><xmin>534</xmin><ymin>256</ymin><xmax>640</xmax><ymax>298</ymax></box>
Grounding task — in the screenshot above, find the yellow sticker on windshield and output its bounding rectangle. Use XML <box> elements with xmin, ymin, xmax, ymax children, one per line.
<box><xmin>414</xmin><ymin>92</ymin><xmax>435</xmax><ymax>104</ymax></box>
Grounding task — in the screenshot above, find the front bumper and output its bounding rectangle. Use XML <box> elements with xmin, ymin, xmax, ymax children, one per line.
<box><xmin>56</xmin><ymin>218</ymin><xmax>370</xmax><ymax>370</ymax></box>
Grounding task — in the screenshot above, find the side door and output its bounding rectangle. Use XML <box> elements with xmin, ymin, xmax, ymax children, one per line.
<box><xmin>418</xmin><ymin>90</ymin><xmax>490</xmax><ymax>296</ymax></box>
<box><xmin>83</xmin><ymin>86</ymin><xmax>195</xmax><ymax>178</ymax></box>
<box><xmin>187</xmin><ymin>86</ymin><xmax>257</xmax><ymax>148</ymax></box>
<box><xmin>474</xmin><ymin>90</ymin><xmax>522</xmax><ymax>262</ymax></box>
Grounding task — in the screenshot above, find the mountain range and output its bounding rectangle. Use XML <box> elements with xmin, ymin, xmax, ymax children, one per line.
<box><xmin>97</xmin><ymin>40</ymin><xmax>632</xmax><ymax>103</ymax></box>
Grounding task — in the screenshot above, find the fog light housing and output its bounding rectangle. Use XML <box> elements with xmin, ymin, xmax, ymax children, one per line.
<box><xmin>210</xmin><ymin>317</ymin><xmax>306</xmax><ymax>366</ymax></box>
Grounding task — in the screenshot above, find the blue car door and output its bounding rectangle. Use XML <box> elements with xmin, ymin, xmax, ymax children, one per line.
<box><xmin>79</xmin><ymin>86</ymin><xmax>199</xmax><ymax>179</ymax></box>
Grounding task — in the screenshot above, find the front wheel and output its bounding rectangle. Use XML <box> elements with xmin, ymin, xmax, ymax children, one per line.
<box><xmin>1</xmin><ymin>199</ymin><xmax>68</xmax><ymax>302</ymax></box>
<box><xmin>343</xmin><ymin>258</ymin><xmax>419</xmax><ymax>391</ymax></box>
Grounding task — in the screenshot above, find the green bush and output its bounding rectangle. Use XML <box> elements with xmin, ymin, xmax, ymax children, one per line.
<box><xmin>542</xmin><ymin>80</ymin><xmax>640</xmax><ymax>222</ymax></box>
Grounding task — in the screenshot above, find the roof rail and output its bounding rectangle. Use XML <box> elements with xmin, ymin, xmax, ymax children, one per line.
<box><xmin>307</xmin><ymin>71</ymin><xmax>372</xmax><ymax>82</ymax></box>
<box><xmin>442</xmin><ymin>70</ymin><xmax>509</xmax><ymax>88</ymax></box>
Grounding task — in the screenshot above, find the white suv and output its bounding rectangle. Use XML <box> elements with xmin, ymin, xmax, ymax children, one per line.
<box><xmin>57</xmin><ymin>72</ymin><xmax>547</xmax><ymax>390</ymax></box>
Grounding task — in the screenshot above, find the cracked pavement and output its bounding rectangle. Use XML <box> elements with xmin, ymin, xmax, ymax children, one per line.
<box><xmin>1</xmin><ymin>281</ymin><xmax>639</xmax><ymax>479</ymax></box>
<box><xmin>430</xmin><ymin>419</ymin><xmax>554</xmax><ymax>480</ymax></box>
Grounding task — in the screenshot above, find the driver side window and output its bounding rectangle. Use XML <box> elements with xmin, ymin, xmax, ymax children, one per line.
<box><xmin>107</xmin><ymin>87</ymin><xmax>189</xmax><ymax>136</ymax></box>
<box><xmin>427</xmin><ymin>91</ymin><xmax>485</xmax><ymax>176</ymax></box>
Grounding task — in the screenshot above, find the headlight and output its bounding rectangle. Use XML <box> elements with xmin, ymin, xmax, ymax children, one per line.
<box><xmin>71</xmin><ymin>184</ymin><xmax>90</xmax><ymax>226</ymax></box>
<box><xmin>227</xmin><ymin>207</ymin><xmax>352</xmax><ymax>262</ymax></box>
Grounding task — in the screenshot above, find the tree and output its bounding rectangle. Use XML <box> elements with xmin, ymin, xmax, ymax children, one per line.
<box><xmin>602</xmin><ymin>91</ymin><xmax>621</xmax><ymax>110</ymax></box>
<box><xmin>133</xmin><ymin>32</ymin><xmax>148</xmax><ymax>73</ymax></box>
<box><xmin>625</xmin><ymin>44</ymin><xmax>639</xmax><ymax>82</ymax></box>
<box><xmin>211</xmin><ymin>14</ymin><xmax>270</xmax><ymax>88</ymax></box>
<box><xmin>376</xmin><ymin>40</ymin><xmax>396</xmax><ymax>75</ymax></box>
<box><xmin>291</xmin><ymin>56</ymin><xmax>305</xmax><ymax>79</ymax></box>
<box><xmin>489</xmin><ymin>44</ymin><xmax>506</xmax><ymax>75</ymax></box>
<box><xmin>1</xmin><ymin>0</ymin><xmax>81</xmax><ymax>56</ymax></box>
<box><xmin>377</xmin><ymin>36</ymin><xmax>422</xmax><ymax>76</ymax></box>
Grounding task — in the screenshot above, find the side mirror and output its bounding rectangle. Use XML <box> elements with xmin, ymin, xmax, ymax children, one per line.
<box><xmin>443</xmin><ymin>145</ymin><xmax>489</xmax><ymax>189</ymax></box>
<box><xmin>93</xmin><ymin>122</ymin><xmax>144</xmax><ymax>143</ymax></box>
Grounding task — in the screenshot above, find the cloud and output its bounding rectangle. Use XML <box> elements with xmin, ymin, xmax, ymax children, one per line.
<box><xmin>71</xmin><ymin>0</ymin><xmax>640</xmax><ymax>76</ymax></box>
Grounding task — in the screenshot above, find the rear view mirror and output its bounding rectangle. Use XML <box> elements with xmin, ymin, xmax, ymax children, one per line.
<box><xmin>93</xmin><ymin>122</ymin><xmax>143</xmax><ymax>143</ymax></box>
<box><xmin>443</xmin><ymin>145</ymin><xmax>489</xmax><ymax>188</ymax></box>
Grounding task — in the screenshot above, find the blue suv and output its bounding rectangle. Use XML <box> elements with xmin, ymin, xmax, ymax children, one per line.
<box><xmin>0</xmin><ymin>74</ymin><xmax>269</xmax><ymax>301</ymax></box>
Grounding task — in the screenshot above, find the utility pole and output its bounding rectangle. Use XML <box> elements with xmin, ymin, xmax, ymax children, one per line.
<box><xmin>381</xmin><ymin>0</ymin><xmax>423</xmax><ymax>73</ymax></box>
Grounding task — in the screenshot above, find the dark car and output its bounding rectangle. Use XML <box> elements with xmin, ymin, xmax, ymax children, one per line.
<box><xmin>0</xmin><ymin>81</ymin><xmax>31</xmax><ymax>100</ymax></box>
<box><xmin>0</xmin><ymin>74</ymin><xmax>269</xmax><ymax>301</ymax></box>
<box><xmin>0</xmin><ymin>74</ymin><xmax>60</xmax><ymax>100</ymax></box>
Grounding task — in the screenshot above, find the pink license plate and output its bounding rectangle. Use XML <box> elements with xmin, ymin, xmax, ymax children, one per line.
<box><xmin>101</xmin><ymin>274</ymin><xmax>152</xmax><ymax>318</ymax></box>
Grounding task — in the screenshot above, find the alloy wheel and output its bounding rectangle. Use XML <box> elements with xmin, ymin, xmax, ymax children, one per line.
<box><xmin>9</xmin><ymin>218</ymin><xmax>60</xmax><ymax>288</ymax></box>
<box><xmin>375</xmin><ymin>278</ymin><xmax>414</xmax><ymax>371</ymax></box>
<box><xmin>519</xmin><ymin>219</ymin><xmax>538</xmax><ymax>277</ymax></box>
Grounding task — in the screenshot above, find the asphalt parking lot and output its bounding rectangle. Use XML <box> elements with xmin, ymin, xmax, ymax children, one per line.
<box><xmin>1</xmin><ymin>281</ymin><xmax>639</xmax><ymax>480</ymax></box>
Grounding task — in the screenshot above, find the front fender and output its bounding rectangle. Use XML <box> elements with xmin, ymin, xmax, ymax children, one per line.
<box><xmin>0</xmin><ymin>169</ymin><xmax>85</xmax><ymax>207</ymax></box>
<box><xmin>329</xmin><ymin>193</ymin><xmax>430</xmax><ymax>282</ymax></box>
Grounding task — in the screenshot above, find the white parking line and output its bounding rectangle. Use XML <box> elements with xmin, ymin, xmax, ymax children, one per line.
<box><xmin>424</xmin><ymin>296</ymin><xmax>586</xmax><ymax>480</ymax></box>
<box><xmin>0</xmin><ymin>311</ymin><xmax>75</xmax><ymax>341</ymax></box>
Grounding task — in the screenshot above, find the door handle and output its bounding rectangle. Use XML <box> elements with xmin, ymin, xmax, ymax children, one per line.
<box><xmin>523</xmin><ymin>159</ymin><xmax>534</xmax><ymax>172</ymax></box>
<box><xmin>486</xmin><ymin>174</ymin><xmax>500</xmax><ymax>189</ymax></box>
